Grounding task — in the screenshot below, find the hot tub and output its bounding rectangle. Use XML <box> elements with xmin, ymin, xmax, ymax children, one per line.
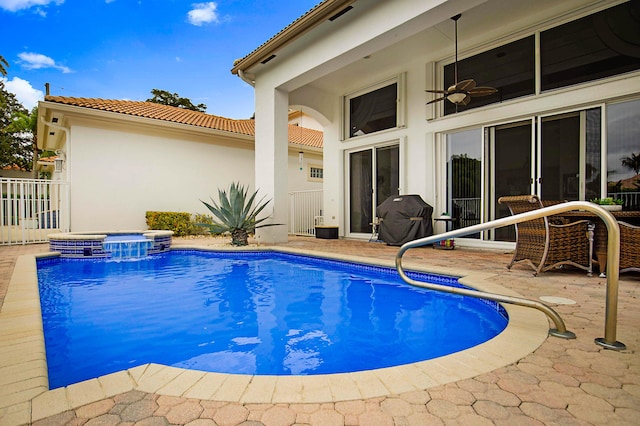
<box><xmin>48</xmin><ymin>230</ymin><xmax>173</xmax><ymax>259</ymax></box>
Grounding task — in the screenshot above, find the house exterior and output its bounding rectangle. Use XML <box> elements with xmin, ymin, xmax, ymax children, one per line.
<box><xmin>36</xmin><ymin>97</ymin><xmax>323</xmax><ymax>232</ymax></box>
<box><xmin>231</xmin><ymin>0</ymin><xmax>640</xmax><ymax>246</ymax></box>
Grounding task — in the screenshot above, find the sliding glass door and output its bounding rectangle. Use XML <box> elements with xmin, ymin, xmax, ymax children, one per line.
<box><xmin>538</xmin><ymin>109</ymin><xmax>601</xmax><ymax>202</ymax></box>
<box><xmin>446</xmin><ymin>129</ymin><xmax>482</xmax><ymax>238</ymax></box>
<box><xmin>445</xmin><ymin>107</ymin><xmax>602</xmax><ymax>243</ymax></box>
<box><xmin>487</xmin><ymin>120</ymin><xmax>534</xmax><ymax>241</ymax></box>
<box><xmin>348</xmin><ymin>144</ymin><xmax>399</xmax><ymax>236</ymax></box>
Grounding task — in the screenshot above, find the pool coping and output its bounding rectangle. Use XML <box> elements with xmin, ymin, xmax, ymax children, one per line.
<box><xmin>0</xmin><ymin>245</ymin><xmax>549</xmax><ymax>424</ymax></box>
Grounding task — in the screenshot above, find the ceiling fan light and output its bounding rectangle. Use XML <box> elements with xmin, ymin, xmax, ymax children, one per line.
<box><xmin>447</xmin><ymin>92</ymin><xmax>467</xmax><ymax>104</ymax></box>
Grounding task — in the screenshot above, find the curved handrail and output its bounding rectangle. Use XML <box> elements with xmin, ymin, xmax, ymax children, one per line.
<box><xmin>395</xmin><ymin>201</ymin><xmax>626</xmax><ymax>350</ymax></box>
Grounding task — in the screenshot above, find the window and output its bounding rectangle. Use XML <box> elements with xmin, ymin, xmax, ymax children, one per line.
<box><xmin>607</xmin><ymin>99</ymin><xmax>640</xmax><ymax>210</ymax></box>
<box><xmin>435</xmin><ymin>2</ymin><xmax>640</xmax><ymax>116</ymax></box>
<box><xmin>444</xmin><ymin>36</ymin><xmax>535</xmax><ymax>115</ymax></box>
<box><xmin>344</xmin><ymin>75</ymin><xmax>405</xmax><ymax>139</ymax></box>
<box><xmin>446</xmin><ymin>129</ymin><xmax>482</xmax><ymax>238</ymax></box>
<box><xmin>541</xmin><ymin>1</ymin><xmax>640</xmax><ymax>91</ymax></box>
<box><xmin>308</xmin><ymin>166</ymin><xmax>323</xmax><ymax>181</ymax></box>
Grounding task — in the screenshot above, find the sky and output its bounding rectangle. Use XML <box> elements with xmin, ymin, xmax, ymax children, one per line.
<box><xmin>0</xmin><ymin>0</ymin><xmax>320</xmax><ymax>118</ymax></box>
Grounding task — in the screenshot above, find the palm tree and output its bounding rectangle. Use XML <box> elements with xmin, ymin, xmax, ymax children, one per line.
<box><xmin>0</xmin><ymin>54</ymin><xmax>8</xmax><ymax>77</ymax></box>
<box><xmin>621</xmin><ymin>152</ymin><xmax>640</xmax><ymax>175</ymax></box>
<box><xmin>200</xmin><ymin>182</ymin><xmax>281</xmax><ymax>246</ymax></box>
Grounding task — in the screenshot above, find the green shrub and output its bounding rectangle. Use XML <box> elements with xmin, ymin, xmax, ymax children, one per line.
<box><xmin>145</xmin><ymin>211</ymin><xmax>193</xmax><ymax>236</ymax></box>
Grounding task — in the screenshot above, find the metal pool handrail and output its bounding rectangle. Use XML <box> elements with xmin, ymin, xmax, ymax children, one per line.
<box><xmin>395</xmin><ymin>201</ymin><xmax>626</xmax><ymax>350</ymax></box>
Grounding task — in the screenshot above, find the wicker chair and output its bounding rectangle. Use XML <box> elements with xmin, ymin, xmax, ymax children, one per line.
<box><xmin>619</xmin><ymin>221</ymin><xmax>640</xmax><ymax>274</ymax></box>
<box><xmin>497</xmin><ymin>195</ymin><xmax>593</xmax><ymax>276</ymax></box>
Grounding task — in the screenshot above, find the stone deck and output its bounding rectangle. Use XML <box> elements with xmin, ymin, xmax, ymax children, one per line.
<box><xmin>1</xmin><ymin>236</ymin><xmax>638</xmax><ymax>425</ymax></box>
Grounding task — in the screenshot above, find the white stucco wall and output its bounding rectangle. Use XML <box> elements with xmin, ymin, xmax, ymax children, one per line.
<box><xmin>67</xmin><ymin>123</ymin><xmax>256</xmax><ymax>231</ymax></box>
<box><xmin>286</xmin><ymin>150</ymin><xmax>323</xmax><ymax>193</ymax></box>
<box><xmin>247</xmin><ymin>0</ymin><xmax>637</xmax><ymax>243</ymax></box>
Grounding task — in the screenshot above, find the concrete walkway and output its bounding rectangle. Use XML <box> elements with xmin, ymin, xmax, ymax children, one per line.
<box><xmin>1</xmin><ymin>236</ymin><xmax>638</xmax><ymax>425</ymax></box>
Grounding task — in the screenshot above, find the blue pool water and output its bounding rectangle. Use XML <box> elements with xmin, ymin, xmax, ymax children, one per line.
<box><xmin>37</xmin><ymin>250</ymin><xmax>508</xmax><ymax>389</ymax></box>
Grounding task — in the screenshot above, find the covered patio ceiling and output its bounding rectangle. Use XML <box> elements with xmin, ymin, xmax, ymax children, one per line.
<box><xmin>294</xmin><ymin>0</ymin><xmax>606</xmax><ymax>95</ymax></box>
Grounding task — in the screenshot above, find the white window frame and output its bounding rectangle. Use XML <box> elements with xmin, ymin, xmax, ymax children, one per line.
<box><xmin>341</xmin><ymin>73</ymin><xmax>406</xmax><ymax>141</ymax></box>
<box><xmin>308</xmin><ymin>165</ymin><xmax>324</xmax><ymax>182</ymax></box>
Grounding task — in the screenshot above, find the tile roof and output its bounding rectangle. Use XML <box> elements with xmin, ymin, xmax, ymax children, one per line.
<box><xmin>1</xmin><ymin>164</ymin><xmax>28</xmax><ymax>171</ymax></box>
<box><xmin>288</xmin><ymin>125</ymin><xmax>323</xmax><ymax>149</ymax></box>
<box><xmin>44</xmin><ymin>96</ymin><xmax>323</xmax><ymax>149</ymax></box>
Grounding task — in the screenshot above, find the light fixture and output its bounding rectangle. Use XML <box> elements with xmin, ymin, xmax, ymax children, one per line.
<box><xmin>54</xmin><ymin>158</ymin><xmax>64</xmax><ymax>172</ymax></box>
<box><xmin>446</xmin><ymin>93</ymin><xmax>467</xmax><ymax>104</ymax></box>
<box><xmin>425</xmin><ymin>14</ymin><xmax>497</xmax><ymax>107</ymax></box>
<box><xmin>299</xmin><ymin>151</ymin><xmax>304</xmax><ymax>170</ymax></box>
<box><xmin>54</xmin><ymin>149</ymin><xmax>66</xmax><ymax>173</ymax></box>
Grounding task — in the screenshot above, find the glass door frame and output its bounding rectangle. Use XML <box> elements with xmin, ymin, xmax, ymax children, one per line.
<box><xmin>536</xmin><ymin>104</ymin><xmax>605</xmax><ymax>201</ymax></box>
<box><xmin>484</xmin><ymin>117</ymin><xmax>537</xmax><ymax>241</ymax></box>
<box><xmin>440</xmin><ymin>103</ymin><xmax>605</xmax><ymax>244</ymax></box>
<box><xmin>344</xmin><ymin>140</ymin><xmax>402</xmax><ymax>239</ymax></box>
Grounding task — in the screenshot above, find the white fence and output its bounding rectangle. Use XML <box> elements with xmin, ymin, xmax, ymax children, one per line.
<box><xmin>1</xmin><ymin>178</ymin><xmax>70</xmax><ymax>245</ymax></box>
<box><xmin>609</xmin><ymin>191</ymin><xmax>640</xmax><ymax>210</ymax></box>
<box><xmin>288</xmin><ymin>190</ymin><xmax>323</xmax><ymax>236</ymax></box>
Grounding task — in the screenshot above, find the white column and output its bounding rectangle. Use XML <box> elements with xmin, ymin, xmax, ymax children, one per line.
<box><xmin>254</xmin><ymin>85</ymin><xmax>289</xmax><ymax>243</ymax></box>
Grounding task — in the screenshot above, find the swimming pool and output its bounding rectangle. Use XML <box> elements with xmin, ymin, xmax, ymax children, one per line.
<box><xmin>37</xmin><ymin>250</ymin><xmax>508</xmax><ymax>389</ymax></box>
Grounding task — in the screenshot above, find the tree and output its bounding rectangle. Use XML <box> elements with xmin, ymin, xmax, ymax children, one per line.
<box><xmin>146</xmin><ymin>89</ymin><xmax>207</xmax><ymax>112</ymax></box>
<box><xmin>0</xmin><ymin>54</ymin><xmax>8</xmax><ymax>77</ymax></box>
<box><xmin>1</xmin><ymin>67</ymin><xmax>33</xmax><ymax>171</ymax></box>
<box><xmin>621</xmin><ymin>152</ymin><xmax>640</xmax><ymax>175</ymax></box>
<box><xmin>7</xmin><ymin>107</ymin><xmax>39</xmax><ymax>176</ymax></box>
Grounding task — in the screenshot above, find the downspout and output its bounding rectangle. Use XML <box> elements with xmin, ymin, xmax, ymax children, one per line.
<box><xmin>40</xmin><ymin>116</ymin><xmax>70</xmax><ymax>180</ymax></box>
<box><xmin>237</xmin><ymin>69</ymin><xmax>255</xmax><ymax>87</ymax></box>
<box><xmin>41</xmin><ymin>116</ymin><xmax>71</xmax><ymax>231</ymax></box>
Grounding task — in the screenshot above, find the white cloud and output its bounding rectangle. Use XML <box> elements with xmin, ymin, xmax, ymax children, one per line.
<box><xmin>18</xmin><ymin>52</ymin><xmax>72</xmax><ymax>74</ymax></box>
<box><xmin>187</xmin><ymin>2</ymin><xmax>219</xmax><ymax>26</ymax></box>
<box><xmin>2</xmin><ymin>76</ymin><xmax>44</xmax><ymax>110</ymax></box>
<box><xmin>0</xmin><ymin>0</ymin><xmax>63</xmax><ymax>12</ymax></box>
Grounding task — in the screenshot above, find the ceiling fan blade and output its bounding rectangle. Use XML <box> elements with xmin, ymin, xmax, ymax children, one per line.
<box><xmin>425</xmin><ymin>89</ymin><xmax>448</xmax><ymax>94</ymax></box>
<box><xmin>469</xmin><ymin>86</ymin><xmax>498</xmax><ymax>97</ymax></box>
<box><xmin>454</xmin><ymin>79</ymin><xmax>476</xmax><ymax>92</ymax></box>
<box><xmin>426</xmin><ymin>96</ymin><xmax>446</xmax><ymax>105</ymax></box>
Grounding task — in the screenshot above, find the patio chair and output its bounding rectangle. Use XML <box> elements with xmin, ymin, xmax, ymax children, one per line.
<box><xmin>497</xmin><ymin>195</ymin><xmax>593</xmax><ymax>276</ymax></box>
<box><xmin>619</xmin><ymin>221</ymin><xmax>640</xmax><ymax>274</ymax></box>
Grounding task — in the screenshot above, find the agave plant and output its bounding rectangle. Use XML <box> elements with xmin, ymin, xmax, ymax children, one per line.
<box><xmin>200</xmin><ymin>182</ymin><xmax>279</xmax><ymax>246</ymax></box>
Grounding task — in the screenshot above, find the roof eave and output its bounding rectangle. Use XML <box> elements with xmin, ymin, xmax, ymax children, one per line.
<box><xmin>288</xmin><ymin>143</ymin><xmax>323</xmax><ymax>154</ymax></box>
<box><xmin>231</xmin><ymin>0</ymin><xmax>356</xmax><ymax>75</ymax></box>
<box><xmin>37</xmin><ymin>101</ymin><xmax>255</xmax><ymax>150</ymax></box>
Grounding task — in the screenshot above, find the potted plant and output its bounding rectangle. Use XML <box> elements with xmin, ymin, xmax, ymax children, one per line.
<box><xmin>590</xmin><ymin>197</ymin><xmax>624</xmax><ymax>212</ymax></box>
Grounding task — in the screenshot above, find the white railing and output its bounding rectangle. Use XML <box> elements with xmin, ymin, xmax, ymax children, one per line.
<box><xmin>451</xmin><ymin>197</ymin><xmax>482</xmax><ymax>229</ymax></box>
<box><xmin>396</xmin><ymin>201</ymin><xmax>626</xmax><ymax>350</ymax></box>
<box><xmin>0</xmin><ymin>178</ymin><xmax>70</xmax><ymax>245</ymax></box>
<box><xmin>608</xmin><ymin>191</ymin><xmax>640</xmax><ymax>210</ymax></box>
<box><xmin>288</xmin><ymin>190</ymin><xmax>323</xmax><ymax>236</ymax></box>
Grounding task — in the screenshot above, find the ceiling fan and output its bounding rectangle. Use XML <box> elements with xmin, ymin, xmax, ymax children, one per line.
<box><xmin>426</xmin><ymin>14</ymin><xmax>497</xmax><ymax>106</ymax></box>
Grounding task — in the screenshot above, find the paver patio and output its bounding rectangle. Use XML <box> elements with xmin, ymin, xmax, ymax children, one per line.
<box><xmin>1</xmin><ymin>236</ymin><xmax>638</xmax><ymax>425</ymax></box>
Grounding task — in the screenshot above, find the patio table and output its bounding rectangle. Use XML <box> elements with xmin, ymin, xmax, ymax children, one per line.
<box><xmin>552</xmin><ymin>210</ymin><xmax>640</xmax><ymax>276</ymax></box>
